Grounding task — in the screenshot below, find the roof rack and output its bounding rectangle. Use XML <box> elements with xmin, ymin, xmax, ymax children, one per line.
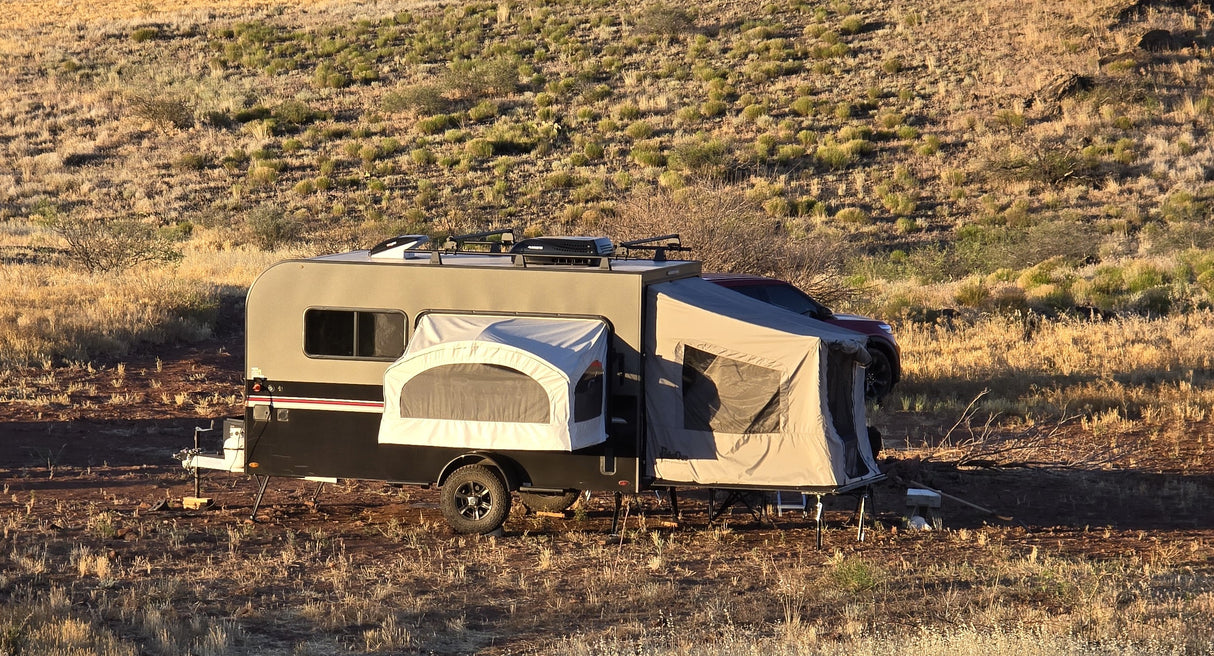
<box><xmin>443</xmin><ymin>228</ymin><xmax>516</xmax><ymax>253</ymax></box>
<box><xmin>618</xmin><ymin>234</ymin><xmax>691</xmax><ymax>262</ymax></box>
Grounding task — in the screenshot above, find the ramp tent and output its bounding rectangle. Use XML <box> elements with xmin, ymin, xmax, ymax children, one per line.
<box><xmin>645</xmin><ymin>277</ymin><xmax>881</xmax><ymax>490</ymax></box>
<box><xmin>378</xmin><ymin>315</ymin><xmax>609</xmax><ymax>452</ymax></box>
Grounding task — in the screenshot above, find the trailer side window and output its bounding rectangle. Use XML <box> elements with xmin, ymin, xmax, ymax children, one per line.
<box><xmin>305</xmin><ymin>309</ymin><xmax>405</xmax><ymax>360</ymax></box>
<box><xmin>681</xmin><ymin>346</ymin><xmax>781</xmax><ymax>434</ymax></box>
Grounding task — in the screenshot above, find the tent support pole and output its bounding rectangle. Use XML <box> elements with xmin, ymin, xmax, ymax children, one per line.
<box><xmin>855</xmin><ymin>489</ymin><xmax>869</xmax><ymax>542</ymax></box>
<box><xmin>814</xmin><ymin>494</ymin><xmax>824</xmax><ymax>549</ymax></box>
<box><xmin>667</xmin><ymin>487</ymin><xmax>680</xmax><ymax>522</ymax></box>
<box><xmin>609</xmin><ymin>491</ymin><xmax>623</xmax><ymax>536</ymax></box>
<box><xmin>250</xmin><ymin>475</ymin><xmax>271</xmax><ymax>521</ymax></box>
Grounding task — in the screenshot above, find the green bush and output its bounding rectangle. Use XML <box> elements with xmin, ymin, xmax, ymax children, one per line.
<box><xmin>634</xmin><ymin>4</ymin><xmax>696</xmax><ymax>37</ymax></box>
<box><xmin>247</xmin><ymin>204</ymin><xmax>301</xmax><ymax>249</ymax></box>
<box><xmin>131</xmin><ymin>27</ymin><xmax>159</xmax><ymax>43</ymax></box>
<box><xmin>669</xmin><ymin>136</ymin><xmax>729</xmax><ymax>174</ymax></box>
<box><xmin>416</xmin><ymin>114</ymin><xmax>456</xmax><ymax>135</ymax></box>
<box><xmin>625</xmin><ymin>120</ymin><xmax>654</xmax><ymax>139</ymax></box>
<box><xmin>383</xmin><ymin>84</ymin><xmax>448</xmax><ymax>114</ymax></box>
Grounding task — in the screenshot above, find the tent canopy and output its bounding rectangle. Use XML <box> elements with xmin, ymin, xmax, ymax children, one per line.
<box><xmin>644</xmin><ymin>277</ymin><xmax>880</xmax><ymax>489</ymax></box>
<box><xmin>378</xmin><ymin>315</ymin><xmax>609</xmax><ymax>451</ymax></box>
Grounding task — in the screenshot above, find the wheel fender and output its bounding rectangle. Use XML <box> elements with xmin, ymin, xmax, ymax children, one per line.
<box><xmin>438</xmin><ymin>454</ymin><xmax>524</xmax><ymax>491</ymax></box>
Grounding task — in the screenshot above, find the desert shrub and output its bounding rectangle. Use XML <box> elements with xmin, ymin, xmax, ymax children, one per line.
<box><xmin>954</xmin><ymin>277</ymin><xmax>990</xmax><ymax>307</ymax></box>
<box><xmin>35</xmin><ymin>204</ymin><xmax>182</xmax><ymax>273</ymax></box>
<box><xmin>246</xmin><ymin>204</ymin><xmax>301</xmax><ymax>249</ymax></box>
<box><xmin>130</xmin><ymin>27</ymin><xmax>159</xmax><ymax>42</ymax></box>
<box><xmin>172</xmin><ymin>153</ymin><xmax>210</xmax><ymax>171</ymax></box>
<box><xmin>383</xmin><ymin>84</ymin><xmax>448</xmax><ymax>114</ymax></box>
<box><xmin>443</xmin><ymin>58</ymin><xmax>518</xmax><ymax>100</ymax></box>
<box><xmin>610</xmin><ymin>184</ymin><xmax>851</xmax><ymax>305</ymax></box>
<box><xmin>468</xmin><ymin>100</ymin><xmax>499</xmax><ymax>122</ymax></box>
<box><xmin>630</xmin><ymin>141</ymin><xmax>665</xmax><ymax>167</ymax></box>
<box><xmin>127</xmin><ymin>92</ymin><xmax>194</xmax><ymax>131</ymax></box>
<box><xmin>989</xmin><ymin>136</ymin><xmax>1096</xmax><ymax>186</ymax></box>
<box><xmin>815</xmin><ymin>141</ymin><xmax>858</xmax><ymax>169</ymax></box>
<box><xmin>835</xmin><ymin>207</ymin><xmax>870</xmax><ymax>225</ymax></box>
<box><xmin>273</xmin><ymin>100</ymin><xmax>326</xmax><ymax>128</ymax></box>
<box><xmin>668</xmin><ymin>136</ymin><xmax>730</xmax><ymax>175</ymax></box>
<box><xmin>634</xmin><ymin>4</ymin><xmax>696</xmax><ymax>38</ymax></box>
<box><xmin>416</xmin><ymin>114</ymin><xmax>456</xmax><ymax>135</ymax></box>
<box><xmin>466</xmin><ymin>139</ymin><xmax>494</xmax><ymax>158</ymax></box>
<box><xmin>625</xmin><ymin>120</ymin><xmax>654</xmax><ymax>139</ymax></box>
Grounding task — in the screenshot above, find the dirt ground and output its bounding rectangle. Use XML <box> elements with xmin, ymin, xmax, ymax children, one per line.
<box><xmin>2</xmin><ymin>333</ymin><xmax>1213</xmax><ymax>653</ymax></box>
<box><xmin>4</xmin><ymin>329</ymin><xmax>1211</xmax><ymax>548</ymax></box>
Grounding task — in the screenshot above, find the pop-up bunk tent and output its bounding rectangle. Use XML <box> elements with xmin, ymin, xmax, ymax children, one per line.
<box><xmin>378</xmin><ymin>315</ymin><xmax>609</xmax><ymax>451</ymax></box>
<box><xmin>644</xmin><ymin>277</ymin><xmax>881</xmax><ymax>490</ymax></box>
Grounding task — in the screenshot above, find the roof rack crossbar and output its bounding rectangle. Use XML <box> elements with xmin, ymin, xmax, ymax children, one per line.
<box><xmin>618</xmin><ymin>234</ymin><xmax>690</xmax><ymax>262</ymax></box>
<box><xmin>443</xmin><ymin>228</ymin><xmax>517</xmax><ymax>253</ymax></box>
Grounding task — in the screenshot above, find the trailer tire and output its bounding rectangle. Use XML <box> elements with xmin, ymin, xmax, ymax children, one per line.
<box><xmin>520</xmin><ymin>490</ymin><xmax>581</xmax><ymax>513</ymax></box>
<box><xmin>440</xmin><ymin>464</ymin><xmax>512</xmax><ymax>535</ymax></box>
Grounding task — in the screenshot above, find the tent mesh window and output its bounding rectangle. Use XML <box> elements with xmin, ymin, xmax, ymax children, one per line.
<box><xmin>573</xmin><ymin>361</ymin><xmax>604</xmax><ymax>422</ymax></box>
<box><xmin>681</xmin><ymin>346</ymin><xmax>781</xmax><ymax>434</ymax></box>
<box><xmin>400</xmin><ymin>363</ymin><xmax>549</xmax><ymax>423</ymax></box>
<box><xmin>304</xmin><ymin>309</ymin><xmax>405</xmax><ymax>359</ymax></box>
<box><xmin>826</xmin><ymin>347</ymin><xmax>866</xmax><ymax>477</ymax></box>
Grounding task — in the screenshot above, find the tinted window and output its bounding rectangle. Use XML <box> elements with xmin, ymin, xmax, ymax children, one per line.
<box><xmin>305</xmin><ymin>309</ymin><xmax>405</xmax><ymax>359</ymax></box>
<box><xmin>573</xmin><ymin>360</ymin><xmax>605</xmax><ymax>422</ymax></box>
<box><xmin>763</xmin><ymin>284</ymin><xmax>829</xmax><ymax>318</ymax></box>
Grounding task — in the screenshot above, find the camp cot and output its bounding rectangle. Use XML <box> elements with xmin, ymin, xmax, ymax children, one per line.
<box><xmin>177</xmin><ymin>233</ymin><xmax>884</xmax><ymax>535</ymax></box>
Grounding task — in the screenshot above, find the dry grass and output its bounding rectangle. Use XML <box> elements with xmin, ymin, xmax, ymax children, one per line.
<box><xmin>0</xmin><ymin>481</ymin><xmax>1211</xmax><ymax>656</ymax></box>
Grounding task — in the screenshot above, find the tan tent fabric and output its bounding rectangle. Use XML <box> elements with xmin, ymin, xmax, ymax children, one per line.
<box><xmin>644</xmin><ymin>277</ymin><xmax>880</xmax><ymax>489</ymax></box>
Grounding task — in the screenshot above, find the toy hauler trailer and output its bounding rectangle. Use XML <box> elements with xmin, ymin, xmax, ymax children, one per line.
<box><xmin>179</xmin><ymin>233</ymin><xmax>884</xmax><ymax>535</ymax></box>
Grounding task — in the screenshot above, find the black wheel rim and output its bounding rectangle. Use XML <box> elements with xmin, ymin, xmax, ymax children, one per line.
<box><xmin>455</xmin><ymin>480</ymin><xmax>493</xmax><ymax>520</ymax></box>
<box><xmin>866</xmin><ymin>359</ymin><xmax>891</xmax><ymax>400</ymax></box>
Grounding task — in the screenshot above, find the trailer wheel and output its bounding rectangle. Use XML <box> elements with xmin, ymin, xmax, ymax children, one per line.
<box><xmin>441</xmin><ymin>464</ymin><xmax>512</xmax><ymax>534</ymax></box>
<box><xmin>520</xmin><ymin>490</ymin><xmax>582</xmax><ymax>513</ymax></box>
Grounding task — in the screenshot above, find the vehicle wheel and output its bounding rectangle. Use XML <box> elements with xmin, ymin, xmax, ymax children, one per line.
<box><xmin>520</xmin><ymin>490</ymin><xmax>581</xmax><ymax>513</ymax></box>
<box><xmin>864</xmin><ymin>347</ymin><xmax>895</xmax><ymax>402</ymax></box>
<box><xmin>867</xmin><ymin>425</ymin><xmax>883</xmax><ymax>459</ymax></box>
<box><xmin>440</xmin><ymin>464</ymin><xmax>511</xmax><ymax>534</ymax></box>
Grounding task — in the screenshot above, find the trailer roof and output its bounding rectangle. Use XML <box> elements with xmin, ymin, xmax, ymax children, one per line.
<box><xmin>310</xmin><ymin>249</ymin><xmax>696</xmax><ymax>274</ymax></box>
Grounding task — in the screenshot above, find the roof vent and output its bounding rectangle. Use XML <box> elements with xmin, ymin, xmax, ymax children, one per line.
<box><xmin>369</xmin><ymin>235</ymin><xmax>431</xmax><ymax>259</ymax></box>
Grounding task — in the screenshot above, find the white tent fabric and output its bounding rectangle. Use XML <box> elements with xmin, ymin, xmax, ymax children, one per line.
<box><xmin>644</xmin><ymin>277</ymin><xmax>880</xmax><ymax>489</ymax></box>
<box><xmin>378</xmin><ymin>315</ymin><xmax>609</xmax><ymax>451</ymax></box>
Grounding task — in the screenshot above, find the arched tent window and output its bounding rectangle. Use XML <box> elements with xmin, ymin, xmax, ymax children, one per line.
<box><xmin>400</xmin><ymin>363</ymin><xmax>549</xmax><ymax>423</ymax></box>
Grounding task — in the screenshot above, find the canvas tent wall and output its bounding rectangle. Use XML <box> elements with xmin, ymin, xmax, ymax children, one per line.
<box><xmin>378</xmin><ymin>314</ymin><xmax>610</xmax><ymax>452</ymax></box>
<box><xmin>644</xmin><ymin>277</ymin><xmax>880</xmax><ymax>490</ymax></box>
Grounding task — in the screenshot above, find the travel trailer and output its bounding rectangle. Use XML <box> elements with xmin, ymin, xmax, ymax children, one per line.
<box><xmin>178</xmin><ymin>232</ymin><xmax>884</xmax><ymax>535</ymax></box>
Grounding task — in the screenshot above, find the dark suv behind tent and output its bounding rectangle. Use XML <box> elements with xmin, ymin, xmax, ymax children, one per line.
<box><xmin>703</xmin><ymin>273</ymin><xmax>900</xmax><ymax>402</ymax></box>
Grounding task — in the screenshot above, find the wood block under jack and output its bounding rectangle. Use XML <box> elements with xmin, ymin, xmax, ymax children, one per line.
<box><xmin>182</xmin><ymin>497</ymin><xmax>213</xmax><ymax>510</ymax></box>
<box><xmin>534</xmin><ymin>510</ymin><xmax>571</xmax><ymax>519</ymax></box>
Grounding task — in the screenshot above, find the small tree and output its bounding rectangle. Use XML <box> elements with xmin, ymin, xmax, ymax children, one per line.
<box><xmin>611</xmin><ymin>183</ymin><xmax>853</xmax><ymax>306</ymax></box>
<box><xmin>35</xmin><ymin>204</ymin><xmax>182</xmax><ymax>273</ymax></box>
